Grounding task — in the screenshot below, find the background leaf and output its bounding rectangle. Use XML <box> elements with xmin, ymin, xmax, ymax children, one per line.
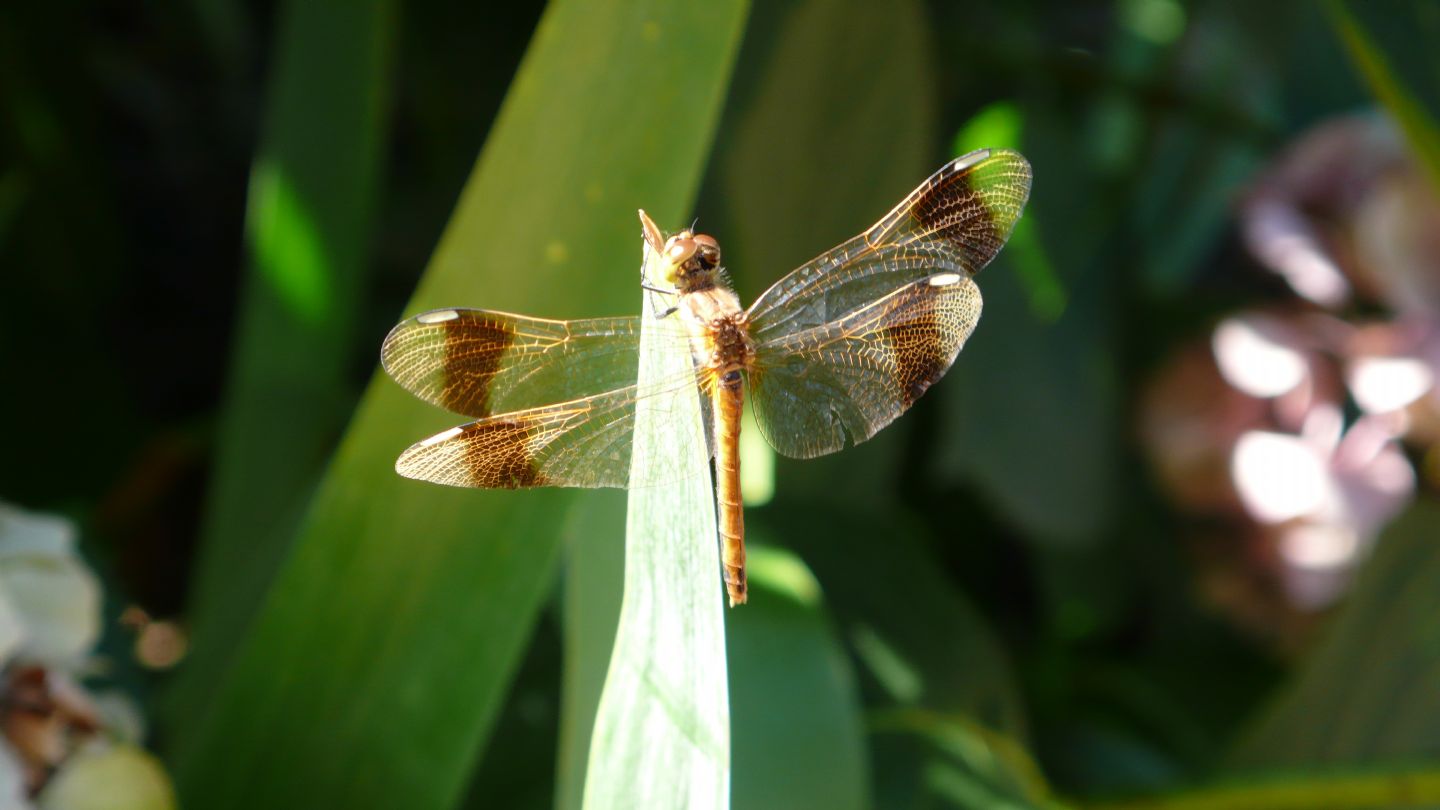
<box><xmin>1226</xmin><ymin>501</ymin><xmax>1440</xmax><ymax>769</ymax></box>
<box><xmin>170</xmin><ymin>0</ymin><xmax>395</xmax><ymax>737</ymax></box>
<box><xmin>728</xmin><ymin>544</ymin><xmax>870</xmax><ymax>810</ymax></box>
<box><xmin>1326</xmin><ymin>0</ymin><xmax>1440</xmax><ymax>190</ymax></box>
<box><xmin>766</xmin><ymin>506</ymin><xmax>1032</xmax><ymax>808</ymax></box>
<box><xmin>168</xmin><ymin>1</ymin><xmax>749</xmax><ymax>807</ymax></box>
<box><xmin>933</xmin><ymin>99</ymin><xmax>1119</xmax><ymax>547</ymax></box>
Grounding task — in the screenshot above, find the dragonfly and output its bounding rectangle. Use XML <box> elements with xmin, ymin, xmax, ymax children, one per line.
<box><xmin>381</xmin><ymin>148</ymin><xmax>1032</xmax><ymax>607</ymax></box>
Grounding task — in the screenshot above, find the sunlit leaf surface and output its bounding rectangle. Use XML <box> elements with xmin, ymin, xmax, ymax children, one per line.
<box><xmin>580</xmin><ymin>244</ymin><xmax>729</xmax><ymax>810</ymax></box>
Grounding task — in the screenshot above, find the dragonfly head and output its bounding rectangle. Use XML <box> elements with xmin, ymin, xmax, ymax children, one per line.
<box><xmin>659</xmin><ymin>230</ymin><xmax>722</xmax><ymax>290</ymax></box>
<box><xmin>638</xmin><ymin>210</ymin><xmax>723</xmax><ymax>292</ymax></box>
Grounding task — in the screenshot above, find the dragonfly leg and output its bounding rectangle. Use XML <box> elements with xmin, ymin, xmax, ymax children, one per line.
<box><xmin>640</xmin><ymin>281</ymin><xmax>680</xmax><ymax>319</ymax></box>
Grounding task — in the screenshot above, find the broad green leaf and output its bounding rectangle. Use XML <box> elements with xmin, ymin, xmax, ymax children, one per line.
<box><xmin>1226</xmin><ymin>501</ymin><xmax>1440</xmax><ymax>769</ymax></box>
<box><xmin>173</xmin><ymin>0</ymin><xmax>394</xmax><ymax>736</ymax></box>
<box><xmin>771</xmin><ymin>506</ymin><xmax>1024</xmax><ymax>736</ymax></box>
<box><xmin>764</xmin><ymin>506</ymin><xmax>1032</xmax><ymax>809</ymax></box>
<box><xmin>580</xmin><ymin>236</ymin><xmax>729</xmax><ymax>810</ymax></box>
<box><xmin>729</xmin><ymin>545</ymin><xmax>870</xmax><ymax>810</ymax></box>
<box><xmin>168</xmin><ymin>1</ymin><xmax>750</xmax><ymax>807</ymax></box>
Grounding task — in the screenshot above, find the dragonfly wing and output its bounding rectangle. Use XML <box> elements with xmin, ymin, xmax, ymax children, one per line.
<box><xmin>745</xmin><ymin>149</ymin><xmax>1029</xmax><ymax>344</ymax></box>
<box><xmin>382</xmin><ymin>309</ymin><xmax>692</xmax><ymax>419</ymax></box>
<box><xmin>395</xmin><ymin>369</ymin><xmax>711</xmax><ymax>489</ymax></box>
<box><xmin>749</xmin><ymin>272</ymin><xmax>982</xmax><ymax>459</ymax></box>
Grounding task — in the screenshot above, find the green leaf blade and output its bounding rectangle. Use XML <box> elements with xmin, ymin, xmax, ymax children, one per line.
<box><xmin>174</xmin><ymin>0</ymin><xmax>395</xmax><ymax>737</ymax></box>
<box><xmin>1326</xmin><ymin>0</ymin><xmax>1440</xmax><ymax>191</ymax></box>
<box><xmin>581</xmin><ymin>234</ymin><xmax>730</xmax><ymax>810</ymax></box>
<box><xmin>729</xmin><ymin>545</ymin><xmax>870</xmax><ymax>810</ymax></box>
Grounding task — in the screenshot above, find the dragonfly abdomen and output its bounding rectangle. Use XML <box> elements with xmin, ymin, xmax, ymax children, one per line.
<box><xmin>714</xmin><ymin>372</ymin><xmax>746</xmax><ymax>607</ymax></box>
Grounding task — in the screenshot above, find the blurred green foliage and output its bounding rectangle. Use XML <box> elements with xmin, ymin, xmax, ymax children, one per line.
<box><xmin>4</xmin><ymin>0</ymin><xmax>1440</xmax><ymax>808</ymax></box>
<box><xmin>172</xmin><ymin>0</ymin><xmax>395</xmax><ymax>752</ymax></box>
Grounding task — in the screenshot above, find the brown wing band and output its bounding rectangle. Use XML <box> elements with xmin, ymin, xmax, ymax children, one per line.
<box><xmin>440</xmin><ymin>316</ymin><xmax>514</xmax><ymax>417</ymax></box>
<box><xmin>395</xmin><ymin>420</ymin><xmax>547</xmax><ymax>489</ymax></box>
<box><xmin>911</xmin><ymin>170</ymin><xmax>1000</xmax><ymax>266</ymax></box>
<box><xmin>885</xmin><ymin>317</ymin><xmax>955</xmax><ymax>408</ymax></box>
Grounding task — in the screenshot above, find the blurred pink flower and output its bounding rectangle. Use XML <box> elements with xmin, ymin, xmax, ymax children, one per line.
<box><xmin>1239</xmin><ymin>114</ymin><xmax>1417</xmax><ymax>309</ymax></box>
<box><xmin>1145</xmin><ymin>108</ymin><xmax>1440</xmax><ymax>620</ymax></box>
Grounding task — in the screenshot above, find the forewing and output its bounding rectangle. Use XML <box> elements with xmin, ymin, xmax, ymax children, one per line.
<box><xmin>395</xmin><ymin>367</ymin><xmax>710</xmax><ymax>489</ymax></box>
<box><xmin>749</xmin><ymin>273</ymin><xmax>982</xmax><ymax>459</ymax></box>
<box><xmin>381</xmin><ymin>309</ymin><xmax>689</xmax><ymax>419</ymax></box>
<box><xmin>745</xmin><ymin>149</ymin><xmax>1029</xmax><ymax>344</ymax></box>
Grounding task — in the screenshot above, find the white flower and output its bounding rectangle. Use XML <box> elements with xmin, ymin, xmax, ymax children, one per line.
<box><xmin>0</xmin><ymin>504</ymin><xmax>101</xmax><ymax>670</ymax></box>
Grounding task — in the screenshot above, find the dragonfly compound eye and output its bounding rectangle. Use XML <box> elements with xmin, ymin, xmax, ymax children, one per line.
<box><xmin>666</xmin><ymin>236</ymin><xmax>697</xmax><ymax>265</ymax></box>
<box><xmin>693</xmin><ymin>234</ymin><xmax>721</xmax><ymax>267</ymax></box>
